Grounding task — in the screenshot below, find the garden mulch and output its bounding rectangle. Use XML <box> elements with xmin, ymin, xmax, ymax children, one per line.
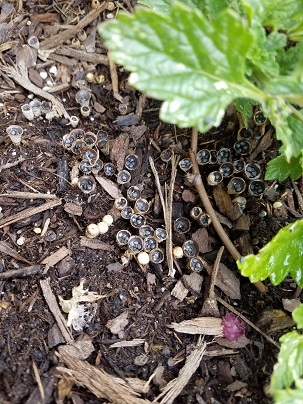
<box><xmin>0</xmin><ymin>1</ymin><xmax>302</xmax><ymax>403</ymax></box>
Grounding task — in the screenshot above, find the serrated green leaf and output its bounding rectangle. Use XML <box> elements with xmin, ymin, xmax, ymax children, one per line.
<box><xmin>265</xmin><ymin>154</ymin><xmax>302</xmax><ymax>181</ymax></box>
<box><xmin>240</xmin><ymin>0</ymin><xmax>303</xmax><ymax>31</ymax></box>
<box><xmin>271</xmin><ymin>331</ymin><xmax>303</xmax><ymax>402</ymax></box>
<box><xmin>234</xmin><ymin>97</ymin><xmax>257</xmax><ymax>126</ymax></box>
<box><xmin>277</xmin><ymin>43</ymin><xmax>303</xmax><ymax>77</ymax></box>
<box><xmin>237</xmin><ymin>220</ymin><xmax>303</xmax><ymax>286</ymax></box>
<box><xmin>138</xmin><ymin>0</ymin><xmax>203</xmax><ymax>15</ymax></box>
<box><xmin>138</xmin><ymin>0</ymin><xmax>230</xmax><ymax>19</ymax></box>
<box><xmin>262</xmin><ymin>103</ymin><xmax>303</xmax><ymax>160</ymax></box>
<box><xmin>247</xmin><ymin>24</ymin><xmax>286</xmax><ymax>80</ymax></box>
<box><xmin>99</xmin><ymin>5</ymin><xmax>262</xmax><ymax>133</ymax></box>
<box><xmin>293</xmin><ymin>304</ymin><xmax>303</xmax><ymax>329</ymax></box>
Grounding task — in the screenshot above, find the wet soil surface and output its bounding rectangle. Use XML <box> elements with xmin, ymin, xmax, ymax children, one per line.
<box><xmin>0</xmin><ymin>1</ymin><xmax>302</xmax><ymax>403</ymax></box>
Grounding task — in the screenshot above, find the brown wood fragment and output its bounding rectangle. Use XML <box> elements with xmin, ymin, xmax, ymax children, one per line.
<box><xmin>171</xmin><ymin>280</ymin><xmax>189</xmax><ymax>302</ymax></box>
<box><xmin>40</xmin><ymin>5</ymin><xmax>106</xmax><ymax>50</ymax></box>
<box><xmin>248</xmin><ymin>128</ymin><xmax>273</xmax><ymax>161</ymax></box>
<box><xmin>0</xmin><ymin>265</ymin><xmax>42</xmax><ymax>280</ymax></box>
<box><xmin>80</xmin><ymin>237</ymin><xmax>113</xmax><ymax>251</ymax></box>
<box><xmin>54</xmin><ymin>46</ymin><xmax>108</xmax><ymax>65</ymax></box>
<box><xmin>40</xmin><ymin>278</ymin><xmax>74</xmax><ymax>344</ymax></box>
<box><xmin>0</xmin><ymin>241</ymin><xmax>32</xmax><ymax>265</ymax></box>
<box><xmin>170</xmin><ymin>317</ymin><xmax>223</xmax><ymax>336</ymax></box>
<box><xmin>64</xmin><ymin>202</ymin><xmax>83</xmax><ymax>216</ymax></box>
<box><xmin>110</xmin><ymin>133</ymin><xmax>129</xmax><ymax>171</ymax></box>
<box><xmin>234</xmin><ymin>214</ymin><xmax>250</xmax><ymax>231</ymax></box>
<box><xmin>155</xmin><ymin>337</ymin><xmax>207</xmax><ymax>404</ymax></box>
<box><xmin>0</xmin><ymin>199</ymin><xmax>62</xmax><ymax>228</ymax></box>
<box><xmin>57</xmin><ymin>354</ymin><xmax>151</xmax><ymax>404</ymax></box>
<box><xmin>213</xmin><ymin>184</ymin><xmax>234</xmax><ymax>221</ymax></box>
<box><xmin>0</xmin><ymin>191</ymin><xmax>59</xmax><ymax>199</ymax></box>
<box><xmin>41</xmin><ymin>246</ymin><xmax>70</xmax><ymax>267</ymax></box>
<box><xmin>95</xmin><ymin>176</ymin><xmax>119</xmax><ymax>199</ymax></box>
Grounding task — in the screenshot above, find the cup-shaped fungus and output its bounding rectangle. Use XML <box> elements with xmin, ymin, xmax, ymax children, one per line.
<box><xmin>182</xmin><ymin>240</ymin><xmax>199</xmax><ymax>258</ymax></box>
<box><xmin>128</xmin><ymin>235</ymin><xmax>143</xmax><ymax>254</ymax></box>
<box><xmin>77</xmin><ymin>176</ymin><xmax>96</xmax><ymax>194</ymax></box>
<box><xmin>117</xmin><ymin>170</ymin><xmax>131</xmax><ymax>185</ymax></box>
<box><xmin>217</xmin><ymin>148</ymin><xmax>231</xmax><ymax>164</ymax></box>
<box><xmin>207</xmin><ymin>171</ymin><xmax>223</xmax><ymax>186</ymax></box>
<box><xmin>174</xmin><ymin>217</ymin><xmax>191</xmax><ymax>234</ymax></box>
<box><xmin>248</xmin><ymin>180</ymin><xmax>265</xmax><ymax>196</ymax></box>
<box><xmin>134</xmin><ymin>198</ymin><xmax>150</xmax><ymax>214</ymax></box>
<box><xmin>154</xmin><ymin>228</ymin><xmax>167</xmax><ymax>242</ymax></box>
<box><xmin>130</xmin><ymin>213</ymin><xmax>146</xmax><ymax>228</ymax></box>
<box><xmin>149</xmin><ymin>248</ymin><xmax>164</xmax><ymax>264</ymax></box>
<box><xmin>196</xmin><ymin>149</ymin><xmax>210</xmax><ymax>165</ymax></box>
<box><xmin>124</xmin><ymin>154</ymin><xmax>139</xmax><ymax>171</ymax></box>
<box><xmin>179</xmin><ymin>158</ymin><xmax>192</xmax><ymax>172</ymax></box>
<box><xmin>116</xmin><ymin>229</ymin><xmax>131</xmax><ymax>247</ymax></box>
<box><xmin>244</xmin><ymin>162</ymin><xmax>262</xmax><ymax>180</ymax></box>
<box><xmin>187</xmin><ymin>256</ymin><xmax>204</xmax><ymax>272</ymax></box>
<box><xmin>139</xmin><ymin>225</ymin><xmax>154</xmax><ymax>238</ymax></box>
<box><xmin>75</xmin><ymin>90</ymin><xmax>91</xmax><ymax>107</ymax></box>
<box><xmin>127</xmin><ymin>186</ymin><xmax>141</xmax><ymax>202</ymax></box>
<box><xmin>6</xmin><ymin>125</ymin><xmax>23</xmax><ymax>146</ymax></box>
<box><xmin>227</xmin><ymin>177</ymin><xmax>246</xmax><ymax>194</ymax></box>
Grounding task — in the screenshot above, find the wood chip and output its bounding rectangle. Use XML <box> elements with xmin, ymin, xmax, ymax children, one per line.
<box><xmin>41</xmin><ymin>246</ymin><xmax>70</xmax><ymax>267</ymax></box>
<box><xmin>183</xmin><ymin>272</ymin><xmax>203</xmax><ymax>294</ymax></box>
<box><xmin>192</xmin><ymin>228</ymin><xmax>211</xmax><ymax>253</ymax></box>
<box><xmin>57</xmin><ymin>354</ymin><xmax>151</xmax><ymax>404</ymax></box>
<box><xmin>155</xmin><ymin>337</ymin><xmax>207</xmax><ymax>404</ymax></box>
<box><xmin>0</xmin><ymin>241</ymin><xmax>33</xmax><ymax>265</ymax></box>
<box><xmin>110</xmin><ymin>133</ymin><xmax>129</xmax><ymax>172</ymax></box>
<box><xmin>0</xmin><ymin>199</ymin><xmax>62</xmax><ymax>228</ymax></box>
<box><xmin>213</xmin><ymin>184</ymin><xmax>234</xmax><ymax>220</ymax></box>
<box><xmin>40</xmin><ymin>278</ymin><xmax>74</xmax><ymax>344</ymax></box>
<box><xmin>95</xmin><ymin>175</ymin><xmax>120</xmax><ymax>199</ymax></box>
<box><xmin>0</xmin><ymin>265</ymin><xmax>43</xmax><ymax>280</ymax></box>
<box><xmin>80</xmin><ymin>236</ymin><xmax>113</xmax><ymax>251</ymax></box>
<box><xmin>109</xmin><ymin>339</ymin><xmax>146</xmax><ymax>349</ymax></box>
<box><xmin>40</xmin><ymin>5</ymin><xmax>106</xmax><ymax>50</ymax></box>
<box><xmin>58</xmin><ymin>339</ymin><xmax>95</xmax><ymax>361</ymax></box>
<box><xmin>171</xmin><ymin>280</ymin><xmax>189</xmax><ymax>302</ymax></box>
<box><xmin>0</xmin><ymin>191</ymin><xmax>59</xmax><ymax>199</ymax></box>
<box><xmin>170</xmin><ymin>317</ymin><xmax>223</xmax><ymax>336</ymax></box>
<box><xmin>106</xmin><ymin>311</ymin><xmax>129</xmax><ymax>338</ymax></box>
<box><xmin>282</xmin><ymin>298</ymin><xmax>301</xmax><ymax>313</ymax></box>
<box><xmin>64</xmin><ymin>202</ymin><xmax>83</xmax><ymax>216</ymax></box>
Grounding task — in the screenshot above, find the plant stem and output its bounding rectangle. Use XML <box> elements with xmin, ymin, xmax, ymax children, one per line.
<box><xmin>190</xmin><ymin>128</ymin><xmax>266</xmax><ymax>293</ymax></box>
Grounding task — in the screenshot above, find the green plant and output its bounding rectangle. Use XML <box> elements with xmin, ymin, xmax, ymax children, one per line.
<box><xmin>99</xmin><ymin>0</ymin><xmax>303</xmax><ymax>401</ymax></box>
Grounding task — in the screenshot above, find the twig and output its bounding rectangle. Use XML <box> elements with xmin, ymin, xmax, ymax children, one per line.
<box><xmin>0</xmin><ymin>265</ymin><xmax>42</xmax><ymax>279</ymax></box>
<box><xmin>215</xmin><ymin>295</ymin><xmax>280</xmax><ymax>349</ymax></box>
<box><xmin>201</xmin><ymin>247</ymin><xmax>224</xmax><ymax>317</ymax></box>
<box><xmin>40</xmin><ymin>278</ymin><xmax>74</xmax><ymax>344</ymax></box>
<box><xmin>189</xmin><ymin>128</ymin><xmax>266</xmax><ymax>293</ymax></box>
<box><xmin>149</xmin><ymin>156</ymin><xmax>178</xmax><ymax>277</ymax></box>
<box><xmin>40</xmin><ymin>3</ymin><xmax>106</xmax><ymax>49</ymax></box>
<box><xmin>2</xmin><ymin>64</ymin><xmax>70</xmax><ymax>119</ymax></box>
<box><xmin>108</xmin><ymin>56</ymin><xmax>123</xmax><ymax>102</ymax></box>
<box><xmin>0</xmin><ymin>191</ymin><xmax>59</xmax><ymax>199</ymax></box>
<box><xmin>0</xmin><ymin>199</ymin><xmax>62</xmax><ymax>228</ymax></box>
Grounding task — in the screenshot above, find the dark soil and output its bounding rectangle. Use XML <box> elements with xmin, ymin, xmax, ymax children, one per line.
<box><xmin>0</xmin><ymin>1</ymin><xmax>301</xmax><ymax>403</ymax></box>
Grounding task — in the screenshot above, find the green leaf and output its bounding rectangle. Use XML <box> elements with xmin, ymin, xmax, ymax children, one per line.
<box><xmin>247</xmin><ymin>24</ymin><xmax>286</xmax><ymax>81</ymax></box>
<box><xmin>265</xmin><ymin>154</ymin><xmax>303</xmax><ymax>181</ymax></box>
<box><xmin>233</xmin><ymin>98</ymin><xmax>257</xmax><ymax>126</ymax></box>
<box><xmin>240</xmin><ymin>0</ymin><xmax>303</xmax><ymax>31</ymax></box>
<box><xmin>293</xmin><ymin>304</ymin><xmax>303</xmax><ymax>329</ymax></box>
<box><xmin>271</xmin><ymin>331</ymin><xmax>303</xmax><ymax>402</ymax></box>
<box><xmin>138</xmin><ymin>0</ymin><xmax>203</xmax><ymax>15</ymax></box>
<box><xmin>262</xmin><ymin>103</ymin><xmax>303</xmax><ymax>160</ymax></box>
<box><xmin>237</xmin><ymin>220</ymin><xmax>303</xmax><ymax>287</ymax></box>
<box><xmin>99</xmin><ymin>5</ymin><xmax>262</xmax><ymax>133</ymax></box>
<box><xmin>138</xmin><ymin>0</ymin><xmax>230</xmax><ymax>19</ymax></box>
<box><xmin>277</xmin><ymin>43</ymin><xmax>303</xmax><ymax>78</ymax></box>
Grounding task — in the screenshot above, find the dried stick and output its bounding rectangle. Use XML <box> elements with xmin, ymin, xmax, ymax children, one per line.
<box><xmin>216</xmin><ymin>295</ymin><xmax>280</xmax><ymax>349</ymax></box>
<box><xmin>40</xmin><ymin>3</ymin><xmax>106</xmax><ymax>49</ymax></box>
<box><xmin>0</xmin><ymin>199</ymin><xmax>62</xmax><ymax>228</ymax></box>
<box><xmin>2</xmin><ymin>64</ymin><xmax>70</xmax><ymax>119</ymax></box>
<box><xmin>0</xmin><ymin>265</ymin><xmax>43</xmax><ymax>280</ymax></box>
<box><xmin>0</xmin><ymin>191</ymin><xmax>59</xmax><ymax>199</ymax></box>
<box><xmin>149</xmin><ymin>156</ymin><xmax>177</xmax><ymax>277</ymax></box>
<box><xmin>40</xmin><ymin>278</ymin><xmax>74</xmax><ymax>344</ymax></box>
<box><xmin>201</xmin><ymin>246</ymin><xmax>224</xmax><ymax>317</ymax></box>
<box><xmin>190</xmin><ymin>128</ymin><xmax>266</xmax><ymax>293</ymax></box>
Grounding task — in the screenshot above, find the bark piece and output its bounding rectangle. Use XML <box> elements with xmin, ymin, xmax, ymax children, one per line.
<box><xmin>170</xmin><ymin>317</ymin><xmax>223</xmax><ymax>336</ymax></box>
